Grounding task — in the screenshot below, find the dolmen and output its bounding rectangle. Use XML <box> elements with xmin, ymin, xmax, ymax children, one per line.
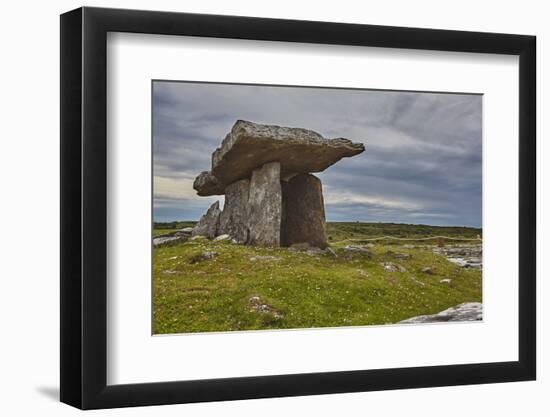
<box><xmin>192</xmin><ymin>120</ymin><xmax>365</xmax><ymax>248</ymax></box>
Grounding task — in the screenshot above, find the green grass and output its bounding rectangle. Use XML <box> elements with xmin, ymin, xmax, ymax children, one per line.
<box><xmin>153</xmin><ymin>229</ymin><xmax>175</xmax><ymax>237</ymax></box>
<box><xmin>153</xmin><ymin>223</ymin><xmax>482</xmax><ymax>334</ymax></box>
<box><xmin>326</xmin><ymin>222</ymin><xmax>481</xmax><ymax>243</ymax></box>
<box><xmin>153</xmin><ymin>221</ymin><xmax>198</xmax><ymax>237</ymax></box>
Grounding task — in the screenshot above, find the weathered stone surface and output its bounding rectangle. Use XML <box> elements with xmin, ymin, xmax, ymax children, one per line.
<box><xmin>249</xmin><ymin>255</ymin><xmax>281</xmax><ymax>262</ymax></box>
<box><xmin>194</xmin><ymin>120</ymin><xmax>365</xmax><ymax>195</ymax></box>
<box><xmin>433</xmin><ymin>244</ymin><xmax>483</xmax><ymax>270</ymax></box>
<box><xmin>247</xmin><ymin>162</ymin><xmax>282</xmax><ymax>246</ymax></box>
<box><xmin>193</xmin><ymin>171</ymin><xmax>224</xmax><ymax>197</ymax></box>
<box><xmin>342</xmin><ymin>245</ymin><xmax>374</xmax><ymax>256</ymax></box>
<box><xmin>218</xmin><ymin>179</ymin><xmax>250</xmax><ymax>243</ymax></box>
<box><xmin>153</xmin><ymin>235</ymin><xmax>187</xmax><ymax>247</ymax></box>
<box><xmin>383</xmin><ymin>262</ymin><xmax>407</xmax><ymax>272</ymax></box>
<box><xmin>281</xmin><ymin>174</ymin><xmax>327</xmax><ymax>249</ymax></box>
<box><xmin>248</xmin><ymin>296</ymin><xmax>284</xmax><ymax>319</ymax></box>
<box><xmin>399</xmin><ymin>302</ymin><xmax>483</xmax><ymax>324</ymax></box>
<box><xmin>191</xmin><ymin>201</ymin><xmax>221</xmax><ymax>239</ymax></box>
<box><xmin>189</xmin><ymin>251</ymin><xmax>218</xmax><ymax>264</ymax></box>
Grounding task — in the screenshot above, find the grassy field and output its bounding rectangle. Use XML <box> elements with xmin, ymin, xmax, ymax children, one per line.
<box><xmin>153</xmin><ymin>221</ymin><xmax>197</xmax><ymax>237</ymax></box>
<box><xmin>153</xmin><ymin>222</ymin><xmax>482</xmax><ymax>334</ymax></box>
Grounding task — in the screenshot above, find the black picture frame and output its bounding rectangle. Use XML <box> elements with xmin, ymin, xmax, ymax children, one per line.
<box><xmin>60</xmin><ymin>6</ymin><xmax>536</xmax><ymax>410</ymax></box>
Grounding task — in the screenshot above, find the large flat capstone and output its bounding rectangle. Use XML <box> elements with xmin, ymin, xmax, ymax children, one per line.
<box><xmin>194</xmin><ymin>120</ymin><xmax>365</xmax><ymax>196</ymax></box>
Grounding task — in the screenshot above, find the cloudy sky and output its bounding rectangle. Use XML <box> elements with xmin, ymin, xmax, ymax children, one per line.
<box><xmin>153</xmin><ymin>81</ymin><xmax>482</xmax><ymax>227</ymax></box>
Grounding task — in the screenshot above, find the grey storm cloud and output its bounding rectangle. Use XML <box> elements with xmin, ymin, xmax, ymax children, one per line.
<box><xmin>153</xmin><ymin>81</ymin><xmax>482</xmax><ymax>227</ymax></box>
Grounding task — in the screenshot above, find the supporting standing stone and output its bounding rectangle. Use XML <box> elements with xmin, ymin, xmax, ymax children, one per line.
<box><xmin>247</xmin><ymin>162</ymin><xmax>282</xmax><ymax>246</ymax></box>
<box><xmin>281</xmin><ymin>174</ymin><xmax>327</xmax><ymax>249</ymax></box>
<box><xmin>191</xmin><ymin>201</ymin><xmax>221</xmax><ymax>239</ymax></box>
<box><xmin>218</xmin><ymin>179</ymin><xmax>250</xmax><ymax>243</ymax></box>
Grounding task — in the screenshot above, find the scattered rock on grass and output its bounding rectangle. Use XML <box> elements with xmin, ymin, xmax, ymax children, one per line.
<box><xmin>249</xmin><ymin>255</ymin><xmax>282</xmax><ymax>262</ymax></box>
<box><xmin>382</xmin><ymin>262</ymin><xmax>407</xmax><ymax>272</ymax></box>
<box><xmin>325</xmin><ymin>247</ymin><xmax>337</xmax><ymax>257</ymax></box>
<box><xmin>248</xmin><ymin>296</ymin><xmax>284</xmax><ymax>318</ymax></box>
<box><xmin>440</xmin><ymin>278</ymin><xmax>452</xmax><ymax>284</ymax></box>
<box><xmin>343</xmin><ymin>245</ymin><xmax>374</xmax><ymax>256</ymax></box>
<box><xmin>410</xmin><ymin>276</ymin><xmax>425</xmax><ymax>286</ymax></box>
<box><xmin>399</xmin><ymin>302</ymin><xmax>482</xmax><ymax>323</ymax></box>
<box><xmin>153</xmin><ymin>235</ymin><xmax>187</xmax><ymax>247</ymax></box>
<box><xmin>214</xmin><ymin>234</ymin><xmax>231</xmax><ymax>241</ymax></box>
<box><xmin>305</xmin><ymin>247</ymin><xmax>324</xmax><ymax>256</ymax></box>
<box><xmin>421</xmin><ymin>267</ymin><xmax>434</xmax><ymax>274</ymax></box>
<box><xmin>177</xmin><ymin>227</ymin><xmax>194</xmax><ymax>236</ymax></box>
<box><xmin>190</xmin><ymin>251</ymin><xmax>218</xmax><ymax>263</ymax></box>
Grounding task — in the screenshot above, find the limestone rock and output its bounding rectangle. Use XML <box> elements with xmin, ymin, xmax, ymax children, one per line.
<box><xmin>281</xmin><ymin>174</ymin><xmax>327</xmax><ymax>249</ymax></box>
<box><xmin>249</xmin><ymin>255</ymin><xmax>281</xmax><ymax>262</ymax></box>
<box><xmin>193</xmin><ymin>171</ymin><xmax>224</xmax><ymax>196</ymax></box>
<box><xmin>343</xmin><ymin>245</ymin><xmax>373</xmax><ymax>256</ymax></box>
<box><xmin>247</xmin><ymin>162</ymin><xmax>282</xmax><ymax>246</ymax></box>
<box><xmin>190</xmin><ymin>251</ymin><xmax>218</xmax><ymax>264</ymax></box>
<box><xmin>218</xmin><ymin>179</ymin><xmax>250</xmax><ymax>243</ymax></box>
<box><xmin>194</xmin><ymin>120</ymin><xmax>365</xmax><ymax>195</ymax></box>
<box><xmin>383</xmin><ymin>262</ymin><xmax>406</xmax><ymax>272</ymax></box>
<box><xmin>214</xmin><ymin>234</ymin><xmax>231</xmax><ymax>241</ymax></box>
<box><xmin>248</xmin><ymin>295</ymin><xmax>284</xmax><ymax>319</ymax></box>
<box><xmin>191</xmin><ymin>201</ymin><xmax>221</xmax><ymax>239</ymax></box>
<box><xmin>153</xmin><ymin>235</ymin><xmax>187</xmax><ymax>247</ymax></box>
<box><xmin>399</xmin><ymin>302</ymin><xmax>483</xmax><ymax>323</ymax></box>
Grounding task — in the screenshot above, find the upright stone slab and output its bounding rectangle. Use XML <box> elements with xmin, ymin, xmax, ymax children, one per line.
<box><xmin>281</xmin><ymin>174</ymin><xmax>327</xmax><ymax>248</ymax></box>
<box><xmin>218</xmin><ymin>179</ymin><xmax>250</xmax><ymax>243</ymax></box>
<box><xmin>191</xmin><ymin>201</ymin><xmax>221</xmax><ymax>239</ymax></box>
<box><xmin>247</xmin><ymin>162</ymin><xmax>282</xmax><ymax>246</ymax></box>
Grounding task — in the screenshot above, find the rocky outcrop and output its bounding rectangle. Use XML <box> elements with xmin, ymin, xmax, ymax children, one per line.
<box><xmin>153</xmin><ymin>235</ymin><xmax>187</xmax><ymax>247</ymax></box>
<box><xmin>247</xmin><ymin>162</ymin><xmax>282</xmax><ymax>246</ymax></box>
<box><xmin>191</xmin><ymin>120</ymin><xmax>365</xmax><ymax>247</ymax></box>
<box><xmin>281</xmin><ymin>174</ymin><xmax>327</xmax><ymax>248</ymax></box>
<box><xmin>433</xmin><ymin>245</ymin><xmax>482</xmax><ymax>270</ymax></box>
<box><xmin>191</xmin><ymin>201</ymin><xmax>221</xmax><ymax>239</ymax></box>
<box><xmin>218</xmin><ymin>179</ymin><xmax>250</xmax><ymax>243</ymax></box>
<box><xmin>399</xmin><ymin>302</ymin><xmax>483</xmax><ymax>324</ymax></box>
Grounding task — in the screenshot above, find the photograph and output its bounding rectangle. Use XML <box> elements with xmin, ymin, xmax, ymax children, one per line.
<box><xmin>152</xmin><ymin>81</ymin><xmax>483</xmax><ymax>334</ymax></box>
